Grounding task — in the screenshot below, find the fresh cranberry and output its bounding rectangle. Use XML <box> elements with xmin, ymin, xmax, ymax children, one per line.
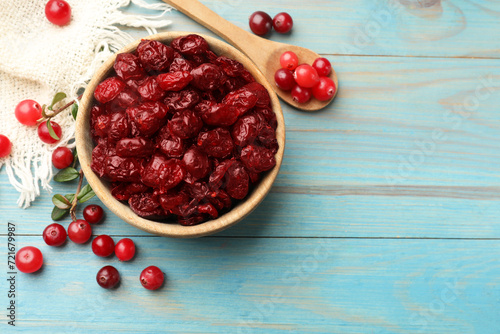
<box><xmin>291</xmin><ymin>85</ymin><xmax>312</xmax><ymax>103</ymax></box>
<box><xmin>140</xmin><ymin>266</ymin><xmax>165</xmax><ymax>290</ymax></box>
<box><xmin>83</xmin><ymin>204</ymin><xmax>104</xmax><ymax>224</ymax></box>
<box><xmin>274</xmin><ymin>69</ymin><xmax>295</xmax><ymax>91</ymax></box>
<box><xmin>43</xmin><ymin>223</ymin><xmax>67</xmax><ymax>246</ymax></box>
<box><xmin>279</xmin><ymin>51</ymin><xmax>298</xmax><ymax>71</ymax></box>
<box><xmin>312</xmin><ymin>57</ymin><xmax>332</xmax><ymax>77</ymax></box>
<box><xmin>294</xmin><ymin>64</ymin><xmax>320</xmax><ymax>88</ymax></box>
<box><xmin>45</xmin><ymin>0</ymin><xmax>71</xmax><ymax>26</ymax></box>
<box><xmin>312</xmin><ymin>77</ymin><xmax>337</xmax><ymax>101</ymax></box>
<box><xmin>15</xmin><ymin>246</ymin><xmax>43</xmax><ymax>273</ymax></box>
<box><xmin>51</xmin><ymin>147</ymin><xmax>73</xmax><ymax>169</ymax></box>
<box><xmin>15</xmin><ymin>99</ymin><xmax>42</xmax><ymax>126</ymax></box>
<box><xmin>0</xmin><ymin>135</ymin><xmax>12</xmax><ymax>158</ymax></box>
<box><xmin>67</xmin><ymin>220</ymin><xmax>92</xmax><ymax>244</ymax></box>
<box><xmin>115</xmin><ymin>238</ymin><xmax>136</xmax><ymax>261</ymax></box>
<box><xmin>92</xmin><ymin>235</ymin><xmax>115</xmax><ymax>257</ymax></box>
<box><xmin>273</xmin><ymin>12</ymin><xmax>293</xmax><ymax>34</ymax></box>
<box><xmin>96</xmin><ymin>266</ymin><xmax>120</xmax><ymax>289</ymax></box>
<box><xmin>249</xmin><ymin>11</ymin><xmax>273</xmax><ymax>36</ymax></box>
<box><xmin>38</xmin><ymin>121</ymin><xmax>62</xmax><ymax>144</ymax></box>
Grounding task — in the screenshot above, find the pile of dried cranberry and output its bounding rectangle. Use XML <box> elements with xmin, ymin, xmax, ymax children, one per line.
<box><xmin>90</xmin><ymin>34</ymin><xmax>279</xmax><ymax>226</ymax></box>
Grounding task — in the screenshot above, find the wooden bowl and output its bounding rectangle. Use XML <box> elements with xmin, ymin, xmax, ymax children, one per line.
<box><xmin>75</xmin><ymin>31</ymin><xmax>285</xmax><ymax>238</ymax></box>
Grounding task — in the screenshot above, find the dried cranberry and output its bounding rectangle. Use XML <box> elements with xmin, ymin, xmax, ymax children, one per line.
<box><xmin>200</xmin><ymin>103</ymin><xmax>239</xmax><ymax>127</ymax></box>
<box><xmin>108</xmin><ymin>112</ymin><xmax>130</xmax><ymax>142</ymax></box>
<box><xmin>169</xmin><ymin>57</ymin><xmax>194</xmax><ymax>72</ymax></box>
<box><xmin>254</xmin><ymin>107</ymin><xmax>278</xmax><ymax>130</ymax></box>
<box><xmin>137</xmin><ymin>77</ymin><xmax>165</xmax><ymax>101</ymax></box>
<box><xmin>244</xmin><ymin>82</ymin><xmax>270</xmax><ymax>108</ymax></box>
<box><xmin>92</xmin><ymin>114</ymin><xmax>110</xmax><ymax>139</ymax></box>
<box><xmin>182</xmin><ymin>146</ymin><xmax>210</xmax><ymax>181</ymax></box>
<box><xmin>105</xmin><ymin>156</ymin><xmax>143</xmax><ymax>182</ymax></box>
<box><xmin>240</xmin><ymin>145</ymin><xmax>276</xmax><ymax>173</ymax></box>
<box><xmin>225</xmin><ymin>161</ymin><xmax>249</xmax><ymax>200</ymax></box>
<box><xmin>113</xmin><ymin>88</ymin><xmax>140</xmax><ymax>109</ymax></box>
<box><xmin>197</xmin><ymin>203</ymin><xmax>218</xmax><ymax>218</ymax></box>
<box><xmin>114</xmin><ymin>53</ymin><xmax>145</xmax><ymax>80</ymax></box>
<box><xmin>158</xmin><ymin>190</ymin><xmax>189</xmax><ymax>215</ymax></box>
<box><xmin>222</xmin><ymin>87</ymin><xmax>258</xmax><ymax>115</ymax></box>
<box><xmin>91</xmin><ymin>143</ymin><xmax>108</xmax><ymax>177</ymax></box>
<box><xmin>209</xmin><ymin>159</ymin><xmax>234</xmax><ymax>190</ymax></box>
<box><xmin>191</xmin><ymin>63</ymin><xmax>225</xmax><ymax>91</ymax></box>
<box><xmin>208</xmin><ymin>189</ymin><xmax>232</xmax><ymax>211</ymax></box>
<box><xmin>129</xmin><ymin>193</ymin><xmax>164</xmax><ymax>218</ymax></box>
<box><xmin>231</xmin><ymin>113</ymin><xmax>261</xmax><ymax>147</ymax></box>
<box><xmin>156</xmin><ymin>125</ymin><xmax>185</xmax><ymax>158</ymax></box>
<box><xmin>126</xmin><ymin>101</ymin><xmax>168</xmax><ymax>136</ymax></box>
<box><xmin>137</xmin><ymin>40</ymin><xmax>174</xmax><ymax>72</ymax></box>
<box><xmin>257</xmin><ymin>124</ymin><xmax>278</xmax><ymax>153</ymax></box>
<box><xmin>168</xmin><ymin>110</ymin><xmax>203</xmax><ymax>139</ymax></box>
<box><xmin>163</xmin><ymin>89</ymin><xmax>200</xmax><ymax>112</ymax></box>
<box><xmin>197</xmin><ymin>128</ymin><xmax>234</xmax><ymax>158</ymax></box>
<box><xmin>116</xmin><ymin>137</ymin><xmax>154</xmax><ymax>157</ymax></box>
<box><xmin>178</xmin><ymin>214</ymin><xmax>205</xmax><ymax>226</ymax></box>
<box><xmin>94</xmin><ymin>77</ymin><xmax>126</xmax><ymax>103</ymax></box>
<box><xmin>141</xmin><ymin>154</ymin><xmax>186</xmax><ymax>191</ymax></box>
<box><xmin>171</xmin><ymin>34</ymin><xmax>209</xmax><ymax>56</ymax></box>
<box><xmin>157</xmin><ymin>71</ymin><xmax>193</xmax><ymax>92</ymax></box>
<box><xmin>111</xmin><ymin>182</ymin><xmax>150</xmax><ymax>201</ymax></box>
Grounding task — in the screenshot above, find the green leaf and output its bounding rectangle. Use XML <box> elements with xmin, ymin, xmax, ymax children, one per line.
<box><xmin>49</xmin><ymin>92</ymin><xmax>67</xmax><ymax>110</ymax></box>
<box><xmin>53</xmin><ymin>167</ymin><xmax>79</xmax><ymax>182</ymax></box>
<box><xmin>71</xmin><ymin>103</ymin><xmax>78</xmax><ymax>120</ymax></box>
<box><xmin>52</xmin><ymin>194</ymin><xmax>71</xmax><ymax>210</ymax></box>
<box><xmin>78</xmin><ymin>184</ymin><xmax>95</xmax><ymax>203</ymax></box>
<box><xmin>72</xmin><ymin>149</ymin><xmax>78</xmax><ymax>167</ymax></box>
<box><xmin>46</xmin><ymin>120</ymin><xmax>60</xmax><ymax>141</ymax></box>
<box><xmin>65</xmin><ymin>194</ymin><xmax>75</xmax><ymax>203</ymax></box>
<box><xmin>51</xmin><ymin>206</ymin><xmax>69</xmax><ymax>221</ymax></box>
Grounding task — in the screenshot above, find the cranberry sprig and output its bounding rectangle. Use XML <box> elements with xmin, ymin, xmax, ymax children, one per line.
<box><xmin>51</xmin><ymin>149</ymin><xmax>96</xmax><ymax>222</ymax></box>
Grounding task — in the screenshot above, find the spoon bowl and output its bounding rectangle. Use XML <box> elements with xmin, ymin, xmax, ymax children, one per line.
<box><xmin>163</xmin><ymin>0</ymin><xmax>338</xmax><ymax>111</ymax></box>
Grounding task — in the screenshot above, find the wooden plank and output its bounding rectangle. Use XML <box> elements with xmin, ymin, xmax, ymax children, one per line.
<box><xmin>1</xmin><ymin>236</ymin><xmax>499</xmax><ymax>333</ymax></box>
<box><xmin>132</xmin><ymin>0</ymin><xmax>500</xmax><ymax>58</ymax></box>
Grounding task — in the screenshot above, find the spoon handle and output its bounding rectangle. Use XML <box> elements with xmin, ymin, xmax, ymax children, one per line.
<box><xmin>162</xmin><ymin>0</ymin><xmax>263</xmax><ymax>56</ymax></box>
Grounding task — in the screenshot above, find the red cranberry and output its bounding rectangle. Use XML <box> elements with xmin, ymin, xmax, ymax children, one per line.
<box><xmin>38</xmin><ymin>121</ymin><xmax>62</xmax><ymax>144</ymax></box>
<box><xmin>273</xmin><ymin>12</ymin><xmax>293</xmax><ymax>34</ymax></box>
<box><xmin>15</xmin><ymin>99</ymin><xmax>42</xmax><ymax>126</ymax></box>
<box><xmin>94</xmin><ymin>77</ymin><xmax>126</xmax><ymax>103</ymax></box>
<box><xmin>136</xmin><ymin>40</ymin><xmax>174</xmax><ymax>72</ymax></box>
<box><xmin>51</xmin><ymin>147</ymin><xmax>73</xmax><ymax>169</ymax></box>
<box><xmin>0</xmin><ymin>135</ymin><xmax>12</xmax><ymax>158</ymax></box>
<box><xmin>67</xmin><ymin>220</ymin><xmax>92</xmax><ymax>244</ymax></box>
<box><xmin>312</xmin><ymin>77</ymin><xmax>336</xmax><ymax>101</ymax></box>
<box><xmin>140</xmin><ymin>266</ymin><xmax>165</xmax><ymax>290</ymax></box>
<box><xmin>15</xmin><ymin>246</ymin><xmax>43</xmax><ymax>273</ymax></box>
<box><xmin>96</xmin><ymin>265</ymin><xmax>120</xmax><ymax>289</ymax></box>
<box><xmin>43</xmin><ymin>223</ymin><xmax>67</xmax><ymax>246</ymax></box>
<box><xmin>249</xmin><ymin>11</ymin><xmax>273</xmax><ymax>36</ymax></box>
<box><xmin>291</xmin><ymin>85</ymin><xmax>312</xmax><ymax>103</ymax></box>
<box><xmin>114</xmin><ymin>53</ymin><xmax>145</xmax><ymax>81</ymax></box>
<box><xmin>312</xmin><ymin>57</ymin><xmax>332</xmax><ymax>77</ymax></box>
<box><xmin>279</xmin><ymin>51</ymin><xmax>299</xmax><ymax>71</ymax></box>
<box><xmin>294</xmin><ymin>64</ymin><xmax>320</xmax><ymax>88</ymax></box>
<box><xmin>115</xmin><ymin>238</ymin><xmax>136</xmax><ymax>261</ymax></box>
<box><xmin>92</xmin><ymin>235</ymin><xmax>115</xmax><ymax>257</ymax></box>
<box><xmin>274</xmin><ymin>69</ymin><xmax>295</xmax><ymax>91</ymax></box>
<box><xmin>45</xmin><ymin>0</ymin><xmax>71</xmax><ymax>26</ymax></box>
<box><xmin>83</xmin><ymin>204</ymin><xmax>104</xmax><ymax>224</ymax></box>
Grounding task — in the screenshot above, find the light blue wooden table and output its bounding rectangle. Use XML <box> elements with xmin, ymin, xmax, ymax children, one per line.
<box><xmin>2</xmin><ymin>0</ymin><xmax>500</xmax><ymax>333</ymax></box>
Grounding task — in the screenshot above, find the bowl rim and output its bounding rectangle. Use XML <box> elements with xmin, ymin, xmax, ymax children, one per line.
<box><xmin>75</xmin><ymin>31</ymin><xmax>285</xmax><ymax>238</ymax></box>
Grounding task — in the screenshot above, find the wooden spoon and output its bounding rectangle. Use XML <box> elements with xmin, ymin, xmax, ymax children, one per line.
<box><xmin>162</xmin><ymin>0</ymin><xmax>338</xmax><ymax>111</ymax></box>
